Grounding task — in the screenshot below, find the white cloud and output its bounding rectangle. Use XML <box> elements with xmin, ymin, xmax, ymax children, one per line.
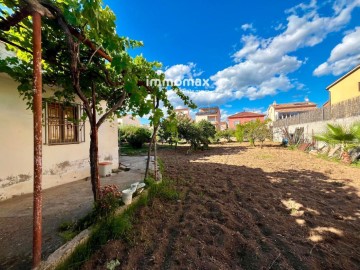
<box><xmin>314</xmin><ymin>26</ymin><xmax>360</xmax><ymax>76</ymax></box>
<box><xmin>164</xmin><ymin>1</ymin><xmax>360</xmax><ymax>109</ymax></box>
<box><xmin>242</xmin><ymin>107</ymin><xmax>265</xmax><ymax>114</ymax></box>
<box><xmin>210</xmin><ymin>0</ymin><xmax>360</xmax><ymax>101</ymax></box>
<box><xmin>164</xmin><ymin>63</ymin><xmax>195</xmax><ymax>81</ymax></box>
<box><xmin>220</xmin><ymin>109</ymin><xmax>229</xmax><ymax>121</ymax></box>
<box><xmin>241</xmin><ymin>23</ymin><xmax>256</xmax><ymax>32</ymax></box>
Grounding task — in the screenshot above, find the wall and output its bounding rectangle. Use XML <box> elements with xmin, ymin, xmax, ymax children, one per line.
<box><xmin>0</xmin><ymin>74</ymin><xmax>119</xmax><ymax>201</ymax></box>
<box><xmin>267</xmin><ymin>106</ymin><xmax>276</xmax><ymax>121</ymax></box>
<box><xmin>118</xmin><ymin>115</ymin><xmax>140</xmax><ymax>126</ymax></box>
<box><xmin>273</xmin><ymin>115</ymin><xmax>360</xmax><ymax>143</ymax></box>
<box><xmin>228</xmin><ymin>116</ymin><xmax>264</xmax><ymax>129</ymax></box>
<box><xmin>329</xmin><ymin>68</ymin><xmax>360</xmax><ymax>104</ymax></box>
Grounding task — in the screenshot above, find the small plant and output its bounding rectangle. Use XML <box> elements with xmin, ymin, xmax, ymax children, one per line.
<box><xmin>106</xmin><ymin>259</ymin><xmax>120</xmax><ymax>270</ymax></box>
<box><xmin>315</xmin><ymin>122</ymin><xmax>360</xmax><ymax>164</ymax></box>
<box><xmin>95</xmin><ymin>185</ymin><xmax>121</xmax><ymax>217</ymax></box>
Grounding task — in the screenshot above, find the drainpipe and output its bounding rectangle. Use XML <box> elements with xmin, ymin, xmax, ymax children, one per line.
<box><xmin>32</xmin><ymin>11</ymin><xmax>43</xmax><ymax>269</ymax></box>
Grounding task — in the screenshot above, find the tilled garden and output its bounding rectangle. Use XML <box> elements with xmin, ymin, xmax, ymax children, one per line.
<box><xmin>83</xmin><ymin>143</ymin><xmax>360</xmax><ymax>269</ymax></box>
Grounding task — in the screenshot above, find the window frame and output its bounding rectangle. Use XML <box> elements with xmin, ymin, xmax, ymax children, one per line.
<box><xmin>43</xmin><ymin>100</ymin><xmax>86</xmax><ymax>145</ymax></box>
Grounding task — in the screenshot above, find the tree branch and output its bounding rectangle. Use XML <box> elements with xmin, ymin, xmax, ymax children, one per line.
<box><xmin>96</xmin><ymin>90</ymin><xmax>127</xmax><ymax>128</ymax></box>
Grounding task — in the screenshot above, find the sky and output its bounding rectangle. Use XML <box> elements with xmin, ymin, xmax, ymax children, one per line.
<box><xmin>104</xmin><ymin>0</ymin><xmax>360</xmax><ymax>123</ymax></box>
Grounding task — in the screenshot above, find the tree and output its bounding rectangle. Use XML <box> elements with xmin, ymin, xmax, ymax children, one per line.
<box><xmin>0</xmin><ymin>0</ymin><xmax>193</xmax><ymax>200</ymax></box>
<box><xmin>197</xmin><ymin>120</ymin><xmax>216</xmax><ymax>148</ymax></box>
<box><xmin>158</xmin><ymin>116</ymin><xmax>179</xmax><ymax>146</ymax></box>
<box><xmin>235</xmin><ymin>124</ymin><xmax>245</xmax><ymax>142</ymax></box>
<box><xmin>235</xmin><ymin>120</ymin><xmax>271</xmax><ymax>147</ymax></box>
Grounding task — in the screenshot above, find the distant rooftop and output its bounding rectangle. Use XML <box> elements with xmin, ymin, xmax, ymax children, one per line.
<box><xmin>271</xmin><ymin>101</ymin><xmax>317</xmax><ymax>113</ymax></box>
<box><xmin>228</xmin><ymin>111</ymin><xmax>265</xmax><ymax>119</ymax></box>
<box><xmin>196</xmin><ymin>106</ymin><xmax>220</xmax><ymax>116</ymax></box>
<box><xmin>174</xmin><ymin>108</ymin><xmax>189</xmax><ymax>111</ymax></box>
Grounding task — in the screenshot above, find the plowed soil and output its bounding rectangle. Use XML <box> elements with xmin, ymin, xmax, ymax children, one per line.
<box><xmin>83</xmin><ymin>143</ymin><xmax>360</xmax><ymax>270</ymax></box>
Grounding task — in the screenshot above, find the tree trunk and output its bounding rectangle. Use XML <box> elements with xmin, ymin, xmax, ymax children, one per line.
<box><xmin>154</xmin><ymin>134</ymin><xmax>158</xmax><ymax>181</ymax></box>
<box><xmin>90</xmin><ymin>125</ymin><xmax>100</xmax><ymax>201</ymax></box>
<box><xmin>144</xmin><ymin>125</ymin><xmax>159</xmax><ymax>180</ymax></box>
<box><xmin>144</xmin><ymin>137</ymin><xmax>153</xmax><ymax>180</ymax></box>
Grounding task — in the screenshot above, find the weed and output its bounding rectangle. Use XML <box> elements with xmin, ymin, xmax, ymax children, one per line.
<box><xmin>58</xmin><ymin>230</ymin><xmax>77</xmax><ymax>242</ymax></box>
<box><xmin>106</xmin><ymin>259</ymin><xmax>120</xmax><ymax>270</ymax></box>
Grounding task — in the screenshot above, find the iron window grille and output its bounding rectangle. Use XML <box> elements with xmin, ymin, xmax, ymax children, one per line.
<box><xmin>43</xmin><ymin>100</ymin><xmax>86</xmax><ymax>145</ymax></box>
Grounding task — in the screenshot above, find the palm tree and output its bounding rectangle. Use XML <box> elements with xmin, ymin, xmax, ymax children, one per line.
<box><xmin>315</xmin><ymin>123</ymin><xmax>360</xmax><ymax>163</ymax></box>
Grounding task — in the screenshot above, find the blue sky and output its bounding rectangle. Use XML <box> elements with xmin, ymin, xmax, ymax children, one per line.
<box><xmin>105</xmin><ymin>0</ymin><xmax>360</xmax><ymax>122</ymax></box>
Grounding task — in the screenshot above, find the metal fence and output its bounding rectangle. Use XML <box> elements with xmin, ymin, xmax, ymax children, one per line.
<box><xmin>273</xmin><ymin>96</ymin><xmax>360</xmax><ymax>128</ymax></box>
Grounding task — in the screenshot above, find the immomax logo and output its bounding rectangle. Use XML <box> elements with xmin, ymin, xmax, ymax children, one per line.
<box><xmin>146</xmin><ymin>77</ymin><xmax>210</xmax><ymax>88</ymax></box>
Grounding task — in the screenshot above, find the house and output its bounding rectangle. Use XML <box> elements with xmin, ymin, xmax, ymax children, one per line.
<box><xmin>195</xmin><ymin>107</ymin><xmax>221</xmax><ymax>129</ymax></box>
<box><xmin>323</xmin><ymin>100</ymin><xmax>330</xmax><ymax>107</ymax></box>
<box><xmin>0</xmin><ymin>49</ymin><xmax>119</xmax><ymax>201</ymax></box>
<box><xmin>267</xmin><ymin>101</ymin><xmax>317</xmax><ymax>121</ymax></box>
<box><xmin>118</xmin><ymin>115</ymin><xmax>141</xmax><ymax>126</ymax></box>
<box><xmin>326</xmin><ymin>64</ymin><xmax>360</xmax><ymax>105</ymax></box>
<box><xmin>174</xmin><ymin>108</ymin><xmax>192</xmax><ymax>119</ymax></box>
<box><xmin>227</xmin><ymin>111</ymin><xmax>265</xmax><ymax>129</ymax></box>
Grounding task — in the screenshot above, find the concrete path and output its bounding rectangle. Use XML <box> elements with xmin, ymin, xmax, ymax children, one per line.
<box><xmin>0</xmin><ymin>156</ymin><xmax>147</xmax><ymax>270</ymax></box>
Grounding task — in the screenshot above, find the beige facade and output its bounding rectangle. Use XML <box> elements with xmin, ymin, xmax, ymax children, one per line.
<box><xmin>118</xmin><ymin>115</ymin><xmax>141</xmax><ymax>126</ymax></box>
<box><xmin>175</xmin><ymin>108</ymin><xmax>192</xmax><ymax>119</ymax></box>
<box><xmin>327</xmin><ymin>65</ymin><xmax>360</xmax><ymax>105</ymax></box>
<box><xmin>0</xmin><ymin>74</ymin><xmax>119</xmax><ymax>201</ymax></box>
<box><xmin>195</xmin><ymin>107</ymin><xmax>221</xmax><ymax>130</ymax></box>
<box><xmin>267</xmin><ymin>101</ymin><xmax>317</xmax><ymax>122</ymax></box>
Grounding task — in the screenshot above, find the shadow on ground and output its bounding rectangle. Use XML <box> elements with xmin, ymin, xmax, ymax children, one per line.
<box><xmin>82</xmin><ymin>144</ymin><xmax>360</xmax><ymax>270</ymax></box>
<box><xmin>0</xmin><ymin>156</ymin><xmax>146</xmax><ymax>270</ymax></box>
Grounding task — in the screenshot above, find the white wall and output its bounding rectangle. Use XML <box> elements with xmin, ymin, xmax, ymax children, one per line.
<box><xmin>273</xmin><ymin>115</ymin><xmax>360</xmax><ymax>145</ymax></box>
<box><xmin>0</xmin><ymin>74</ymin><xmax>118</xmax><ymax>200</ymax></box>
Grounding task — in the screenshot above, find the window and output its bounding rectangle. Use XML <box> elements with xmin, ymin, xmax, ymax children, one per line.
<box><xmin>44</xmin><ymin>101</ymin><xmax>85</xmax><ymax>145</ymax></box>
<box><xmin>207</xmin><ymin>116</ymin><xmax>216</xmax><ymax>122</ymax></box>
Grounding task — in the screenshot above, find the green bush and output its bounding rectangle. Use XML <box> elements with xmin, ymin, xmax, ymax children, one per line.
<box><xmin>216</xmin><ymin>129</ymin><xmax>235</xmax><ymax>142</ymax></box>
<box><xmin>235</xmin><ymin>124</ymin><xmax>245</xmax><ymax>142</ymax></box>
<box><xmin>119</xmin><ymin>125</ymin><xmax>151</xmax><ymax>148</ymax></box>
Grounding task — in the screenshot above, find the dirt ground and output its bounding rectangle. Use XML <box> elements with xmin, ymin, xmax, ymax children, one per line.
<box><xmin>83</xmin><ymin>143</ymin><xmax>360</xmax><ymax>270</ymax></box>
<box><xmin>0</xmin><ymin>156</ymin><xmax>146</xmax><ymax>270</ymax></box>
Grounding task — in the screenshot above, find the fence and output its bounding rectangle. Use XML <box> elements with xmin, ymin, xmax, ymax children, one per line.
<box><xmin>273</xmin><ymin>96</ymin><xmax>360</xmax><ymax>128</ymax></box>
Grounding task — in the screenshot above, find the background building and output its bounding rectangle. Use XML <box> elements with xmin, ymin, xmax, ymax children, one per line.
<box><xmin>326</xmin><ymin>65</ymin><xmax>360</xmax><ymax>105</ymax></box>
<box><xmin>195</xmin><ymin>107</ymin><xmax>221</xmax><ymax>130</ymax></box>
<box><xmin>228</xmin><ymin>111</ymin><xmax>265</xmax><ymax>129</ymax></box>
<box><xmin>118</xmin><ymin>115</ymin><xmax>141</xmax><ymax>126</ymax></box>
<box><xmin>267</xmin><ymin>101</ymin><xmax>317</xmax><ymax>121</ymax></box>
<box><xmin>174</xmin><ymin>108</ymin><xmax>192</xmax><ymax>119</ymax></box>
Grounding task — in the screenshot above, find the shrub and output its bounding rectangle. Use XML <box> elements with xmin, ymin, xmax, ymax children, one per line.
<box><xmin>119</xmin><ymin>125</ymin><xmax>151</xmax><ymax>148</ymax></box>
<box><xmin>216</xmin><ymin>129</ymin><xmax>235</xmax><ymax>142</ymax></box>
<box><xmin>95</xmin><ymin>185</ymin><xmax>121</xmax><ymax>217</ymax></box>
<box><xmin>235</xmin><ymin>124</ymin><xmax>245</xmax><ymax>142</ymax></box>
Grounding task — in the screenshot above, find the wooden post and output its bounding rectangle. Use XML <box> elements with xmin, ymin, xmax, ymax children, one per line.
<box><xmin>32</xmin><ymin>11</ymin><xmax>43</xmax><ymax>269</ymax></box>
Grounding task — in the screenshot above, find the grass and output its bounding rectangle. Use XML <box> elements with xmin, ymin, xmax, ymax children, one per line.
<box><xmin>56</xmin><ymin>174</ymin><xmax>179</xmax><ymax>270</ymax></box>
<box><xmin>120</xmin><ymin>143</ymin><xmax>175</xmax><ymax>156</ymax></box>
<box><xmin>119</xmin><ymin>143</ymin><xmax>148</xmax><ymax>156</ymax></box>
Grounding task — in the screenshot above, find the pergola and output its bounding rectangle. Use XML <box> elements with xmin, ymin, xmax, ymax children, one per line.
<box><xmin>0</xmin><ymin>1</ymin><xmax>112</xmax><ymax>267</ymax></box>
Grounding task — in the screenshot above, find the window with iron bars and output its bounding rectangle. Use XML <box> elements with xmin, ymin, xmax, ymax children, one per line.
<box><xmin>43</xmin><ymin>100</ymin><xmax>86</xmax><ymax>145</ymax></box>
